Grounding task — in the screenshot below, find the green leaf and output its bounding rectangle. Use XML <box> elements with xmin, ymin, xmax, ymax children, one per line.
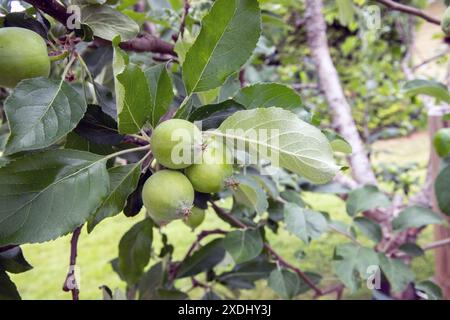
<box><xmin>4</xmin><ymin>78</ymin><xmax>87</xmax><ymax>155</ymax></box>
<box><xmin>182</xmin><ymin>0</ymin><xmax>261</xmax><ymax>94</ymax></box>
<box><xmin>144</xmin><ymin>64</ymin><xmax>174</xmax><ymax>128</ymax></box>
<box><xmin>87</xmin><ymin>163</ymin><xmax>141</xmax><ymax>232</ymax></box>
<box><xmin>232</xmin><ymin>175</ymin><xmax>268</xmax><ymax>215</ymax></box>
<box><xmin>378</xmin><ymin>254</ymin><xmax>414</xmax><ymax>293</ymax></box>
<box><xmin>177</xmin><ymin>238</ymin><xmax>225</xmax><ymax>278</ymax></box>
<box><xmin>398</xmin><ymin>243</ymin><xmax>424</xmax><ymax>257</ymax></box>
<box><xmin>251</xmin><ymin>174</ymin><xmax>279</xmax><ymax>199</ymax></box>
<box><xmin>0</xmin><ymin>270</ymin><xmax>21</xmax><ymax>300</ymax></box>
<box><xmin>202</xmin><ymin>290</ymin><xmax>222</xmax><ymax>300</ymax></box>
<box><xmin>138</xmin><ymin>262</ymin><xmax>163</xmax><ymax>300</ymax></box>
<box><xmin>188</xmin><ymin>99</ymin><xmax>245</xmax><ymax>130</ymax></box>
<box><xmin>0</xmin><ymin>149</ymin><xmax>109</xmax><ymax>245</ymax></box>
<box><xmin>118</xmin><ymin>218</ymin><xmax>153</xmax><ymax>285</ymax></box>
<box><xmin>156</xmin><ymin>288</ymin><xmax>189</xmax><ymax>300</ymax></box>
<box><xmin>268</xmin><ymin>268</ymin><xmax>299</xmax><ymax>300</ymax></box>
<box><xmin>116</xmin><ymin>64</ymin><xmax>152</xmax><ymax>134</ymax></box>
<box><xmin>198</xmin><ymin>88</ymin><xmax>221</xmax><ymax>105</ymax></box>
<box><xmin>284</xmin><ymin>203</ymin><xmax>327</xmax><ymax>244</ymax></box>
<box><xmin>416</xmin><ymin>280</ymin><xmax>442</xmax><ymax>300</ymax></box>
<box><xmin>403</xmin><ymin>79</ymin><xmax>450</xmax><ymax>103</ymax></box>
<box><xmin>280</xmin><ymin>190</ymin><xmax>304</xmax><ymax>207</ymax></box>
<box><xmin>0</xmin><ymin>246</ymin><xmax>32</xmax><ymax>274</ymax></box>
<box><xmin>353</xmin><ymin>216</ymin><xmax>382</xmax><ymax>243</ymax></box>
<box><xmin>322</xmin><ymin>129</ymin><xmax>352</xmax><ymax>154</ymax></box>
<box><xmin>217</xmin><ymin>258</ymin><xmax>275</xmax><ymax>289</ymax></box>
<box><xmin>234</xmin><ymin>83</ymin><xmax>302</xmax><ymax>110</ymax></box>
<box><xmin>174</xmin><ymin>34</ymin><xmax>195</xmax><ymax>65</ymax></box>
<box><xmin>81</xmin><ymin>5</ymin><xmax>139</xmax><ymax>41</ymax></box>
<box><xmin>223</xmin><ymin>229</ymin><xmax>263</xmax><ymax>264</ymax></box>
<box><xmin>65</xmin><ymin>131</ymin><xmax>114</xmax><ymax>156</ymax></box>
<box><xmin>346</xmin><ymin>185</ymin><xmax>390</xmax><ymax>217</ymax></box>
<box><xmin>217</xmin><ymin>108</ymin><xmax>339</xmax><ymax>184</ymax></box>
<box><xmin>436</xmin><ymin>164</ymin><xmax>450</xmax><ymax>215</ymax></box>
<box><xmin>113</xmin><ymin>40</ymin><xmax>152</xmax><ymax>134</ymax></box>
<box><xmin>74</xmin><ymin>105</ymin><xmax>123</xmax><ymax>146</ymax></box>
<box><xmin>434</xmin><ymin>128</ymin><xmax>450</xmax><ymax>158</ymax></box>
<box><xmin>336</xmin><ymin>0</ymin><xmax>355</xmax><ymax>26</ymax></box>
<box><xmin>332</xmin><ymin>243</ymin><xmax>379</xmax><ymax>292</ymax></box>
<box><xmin>297</xmin><ymin>272</ymin><xmax>322</xmax><ymax>295</ymax></box>
<box><xmin>329</xmin><ymin>220</ymin><xmax>356</xmax><ymax>240</ymax></box>
<box><xmin>392</xmin><ymin>206</ymin><xmax>443</xmax><ymax>231</ymax></box>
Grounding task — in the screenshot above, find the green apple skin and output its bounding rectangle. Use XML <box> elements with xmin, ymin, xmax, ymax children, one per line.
<box><xmin>0</xmin><ymin>27</ymin><xmax>51</xmax><ymax>88</ymax></box>
<box><xmin>185</xmin><ymin>141</ymin><xmax>233</xmax><ymax>193</ymax></box>
<box><xmin>142</xmin><ymin>170</ymin><xmax>194</xmax><ymax>225</ymax></box>
<box><xmin>184</xmin><ymin>207</ymin><xmax>206</xmax><ymax>230</ymax></box>
<box><xmin>151</xmin><ymin>119</ymin><xmax>202</xmax><ymax>169</ymax></box>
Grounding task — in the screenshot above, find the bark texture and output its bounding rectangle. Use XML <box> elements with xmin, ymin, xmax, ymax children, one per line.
<box><xmin>305</xmin><ymin>0</ymin><xmax>377</xmax><ymax>186</ymax></box>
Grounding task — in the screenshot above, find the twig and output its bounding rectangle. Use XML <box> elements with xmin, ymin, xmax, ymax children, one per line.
<box><xmin>423</xmin><ymin>237</ymin><xmax>450</xmax><ymax>251</ymax></box>
<box><xmin>264</xmin><ymin>243</ymin><xmax>322</xmax><ymax>295</ymax></box>
<box><xmin>191</xmin><ymin>277</ymin><xmax>210</xmax><ymax>289</ymax></box>
<box><xmin>412</xmin><ymin>50</ymin><xmax>450</xmax><ymax>71</ymax></box>
<box><xmin>24</xmin><ymin>0</ymin><xmax>176</xmax><ymax>56</ymax></box>
<box><xmin>23</xmin><ymin>0</ymin><xmax>69</xmax><ymax>25</ymax></box>
<box><xmin>374</xmin><ymin>0</ymin><xmax>440</xmax><ymax>25</ymax></box>
<box><xmin>63</xmin><ymin>225</ymin><xmax>83</xmax><ymax>300</ymax></box>
<box><xmin>291</xmin><ymin>83</ymin><xmax>320</xmax><ymax>91</ymax></box>
<box><xmin>175</xmin><ymin>0</ymin><xmax>190</xmax><ymax>41</ymax></box>
<box><xmin>315</xmin><ymin>283</ymin><xmax>345</xmax><ymax>300</ymax></box>
<box><xmin>210</xmin><ymin>201</ymin><xmax>345</xmax><ymax>298</ymax></box>
<box><xmin>122</xmin><ymin>135</ymin><xmax>149</xmax><ymax>146</ymax></box>
<box><xmin>328</xmin><ymin>224</ymin><xmax>362</xmax><ymax>246</ymax></box>
<box><xmin>239</xmin><ymin>69</ymin><xmax>246</xmax><ymax>88</ymax></box>
<box><xmin>210</xmin><ymin>202</ymin><xmax>247</xmax><ymax>228</ymax></box>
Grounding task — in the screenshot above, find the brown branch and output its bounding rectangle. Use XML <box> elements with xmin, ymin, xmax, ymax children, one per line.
<box><xmin>24</xmin><ymin>0</ymin><xmax>70</xmax><ymax>25</ymax></box>
<box><xmin>423</xmin><ymin>237</ymin><xmax>450</xmax><ymax>251</ymax></box>
<box><xmin>374</xmin><ymin>0</ymin><xmax>440</xmax><ymax>26</ymax></box>
<box><xmin>210</xmin><ymin>202</ymin><xmax>344</xmax><ymax>298</ymax></box>
<box><xmin>394</xmin><ymin>238</ymin><xmax>450</xmax><ymax>259</ymax></box>
<box><xmin>119</xmin><ymin>34</ymin><xmax>175</xmax><ymax>56</ymax></box>
<box><xmin>63</xmin><ymin>225</ymin><xmax>83</xmax><ymax>300</ymax></box>
<box><xmin>23</xmin><ymin>0</ymin><xmax>176</xmax><ymax>56</ymax></box>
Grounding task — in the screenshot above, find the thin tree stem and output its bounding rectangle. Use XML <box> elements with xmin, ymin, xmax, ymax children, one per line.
<box><xmin>375</xmin><ymin>0</ymin><xmax>440</xmax><ymax>25</ymax></box>
<box><xmin>423</xmin><ymin>237</ymin><xmax>450</xmax><ymax>251</ymax></box>
<box><xmin>63</xmin><ymin>225</ymin><xmax>83</xmax><ymax>300</ymax></box>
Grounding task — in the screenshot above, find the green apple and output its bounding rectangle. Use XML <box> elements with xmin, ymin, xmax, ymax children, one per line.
<box><xmin>184</xmin><ymin>207</ymin><xmax>206</xmax><ymax>230</ymax></box>
<box><xmin>151</xmin><ymin>119</ymin><xmax>202</xmax><ymax>169</ymax></box>
<box><xmin>142</xmin><ymin>170</ymin><xmax>195</xmax><ymax>225</ymax></box>
<box><xmin>185</xmin><ymin>140</ymin><xmax>233</xmax><ymax>193</ymax></box>
<box><xmin>0</xmin><ymin>27</ymin><xmax>51</xmax><ymax>88</ymax></box>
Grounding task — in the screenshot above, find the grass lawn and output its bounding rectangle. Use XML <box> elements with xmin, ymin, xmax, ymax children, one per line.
<box><xmin>10</xmin><ymin>132</ymin><xmax>437</xmax><ymax>300</ymax></box>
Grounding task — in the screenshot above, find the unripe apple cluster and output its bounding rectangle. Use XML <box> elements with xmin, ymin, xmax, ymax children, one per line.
<box><xmin>142</xmin><ymin>119</ymin><xmax>233</xmax><ymax>227</ymax></box>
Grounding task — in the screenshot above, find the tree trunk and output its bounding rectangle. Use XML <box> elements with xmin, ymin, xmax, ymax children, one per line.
<box><xmin>304</xmin><ymin>0</ymin><xmax>377</xmax><ymax>186</ymax></box>
<box><xmin>429</xmin><ymin>115</ymin><xmax>450</xmax><ymax>299</ymax></box>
